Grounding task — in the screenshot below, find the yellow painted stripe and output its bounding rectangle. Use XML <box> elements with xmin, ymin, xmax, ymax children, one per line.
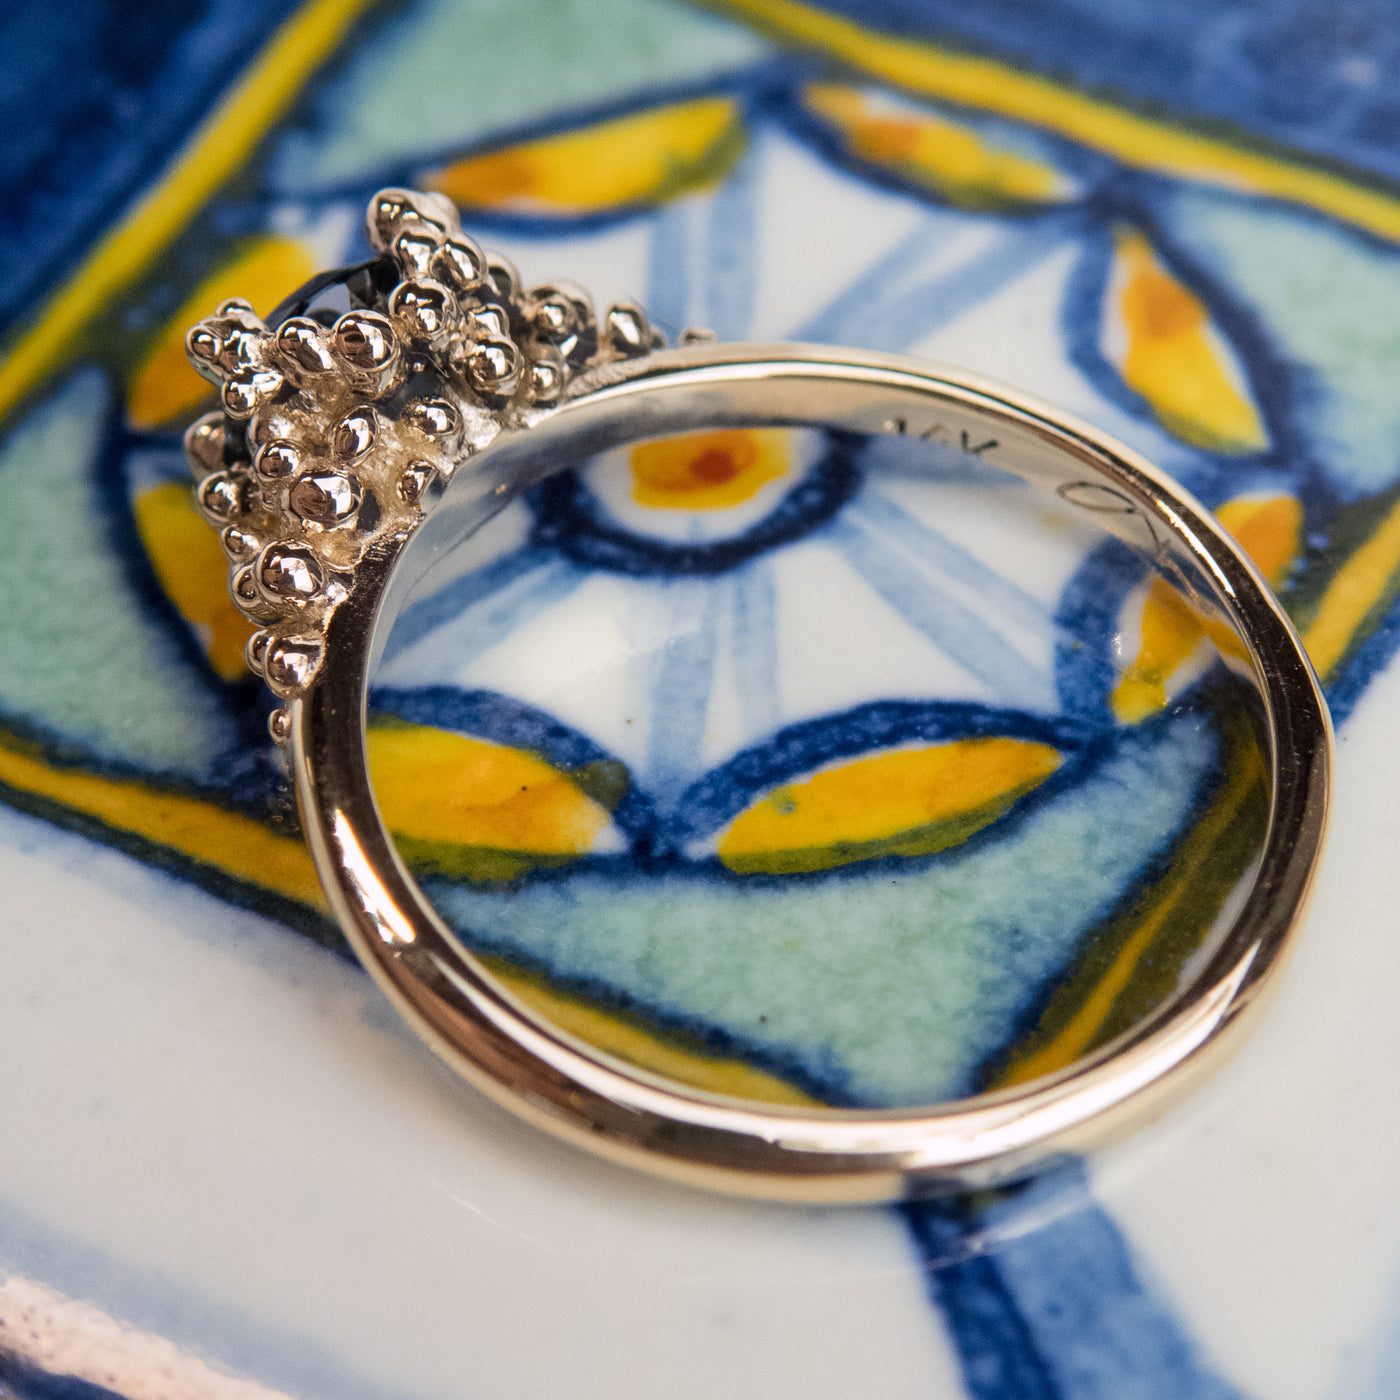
<box><xmin>710</xmin><ymin>0</ymin><xmax>1400</xmax><ymax>243</ymax></box>
<box><xmin>0</xmin><ymin>732</ymin><xmax>325</xmax><ymax>909</ymax></box>
<box><xmin>0</xmin><ymin>724</ymin><xmax>817</xmax><ymax>1105</ymax></box>
<box><xmin>1303</xmin><ymin>494</ymin><xmax>1400</xmax><ymax>679</ymax></box>
<box><xmin>0</xmin><ymin>0</ymin><xmax>377</xmax><ymax>424</ymax></box>
<box><xmin>996</xmin><ymin>733</ymin><xmax>1262</xmax><ymax>1085</ymax></box>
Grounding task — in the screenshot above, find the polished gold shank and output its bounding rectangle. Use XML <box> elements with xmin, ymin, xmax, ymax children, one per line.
<box><xmin>285</xmin><ymin>343</ymin><xmax>1331</xmax><ymax>1203</ymax></box>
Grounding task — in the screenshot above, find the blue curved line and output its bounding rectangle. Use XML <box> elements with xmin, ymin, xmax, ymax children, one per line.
<box><xmin>764</xmin><ymin>78</ymin><xmax>1111</xmax><ymax>227</ymax></box>
<box><xmin>1053</xmin><ymin>538</ymin><xmax>1148</xmax><ymax>722</ymax></box>
<box><xmin>527</xmin><ymin>432</ymin><xmax>861</xmax><ymax>576</ymax></box>
<box><xmin>1063</xmin><ymin>183</ymin><xmax>1302</xmax><ymax>499</ymax></box>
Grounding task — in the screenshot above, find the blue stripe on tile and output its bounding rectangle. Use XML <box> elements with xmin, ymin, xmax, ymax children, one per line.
<box><xmin>794</xmin><ymin>216</ymin><xmax>1071</xmax><ymax>351</ymax></box>
<box><xmin>828</xmin><ymin>514</ymin><xmax>1056</xmax><ymax>708</ymax></box>
<box><xmin>728</xmin><ymin>560</ymin><xmax>781</xmax><ymax>743</ymax></box>
<box><xmin>703</xmin><ymin>143</ymin><xmax>758</xmax><ymax>340</ymax></box>
<box><xmin>380</xmin><ymin>553</ymin><xmax>584</xmax><ymax>672</ymax></box>
<box><xmin>903</xmin><ymin>1167</ymin><xmax>1249</xmax><ymax>1400</ymax></box>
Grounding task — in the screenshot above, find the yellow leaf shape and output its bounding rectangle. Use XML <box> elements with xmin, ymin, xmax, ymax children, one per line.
<box><xmin>1215</xmin><ymin>495</ymin><xmax>1302</xmax><ymax>590</ymax></box>
<box><xmin>367</xmin><ymin>721</ymin><xmax>622</xmax><ymax>882</ymax></box>
<box><xmin>803</xmin><ymin>82</ymin><xmax>1063</xmax><ymax>209</ymax></box>
<box><xmin>630</xmin><ymin>428</ymin><xmax>790</xmax><ymax>510</ymax></box>
<box><xmin>481</xmin><ymin>955</ymin><xmax>822</xmax><ymax>1107</ymax></box>
<box><xmin>1113</xmin><ymin>229</ymin><xmax>1267</xmax><ymax>455</ymax></box>
<box><xmin>127</xmin><ymin>237</ymin><xmax>316</xmax><ymax>429</ymax></box>
<box><xmin>1110</xmin><ymin>579</ymin><xmax>1207</xmax><ymax>725</ymax></box>
<box><xmin>717</xmin><ymin>737</ymin><xmax>1062</xmax><ymax>875</ymax></box>
<box><xmin>1112</xmin><ymin>494</ymin><xmax>1301</xmax><ymax>722</ymax></box>
<box><xmin>133</xmin><ymin>482</ymin><xmax>252</xmax><ymax>681</ymax></box>
<box><xmin>425</xmin><ymin>96</ymin><xmax>744</xmax><ymax>214</ymax></box>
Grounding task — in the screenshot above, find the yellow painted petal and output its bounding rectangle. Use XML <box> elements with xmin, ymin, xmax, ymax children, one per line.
<box><xmin>425</xmin><ymin>96</ymin><xmax>744</xmax><ymax>215</ymax></box>
<box><xmin>132</xmin><ymin>482</ymin><xmax>251</xmax><ymax>682</ymax></box>
<box><xmin>482</xmin><ymin>956</ymin><xmax>821</xmax><ymax>1106</ymax></box>
<box><xmin>629</xmin><ymin>428</ymin><xmax>790</xmax><ymax>510</ymax></box>
<box><xmin>1111</xmin><ymin>579</ymin><xmax>1203</xmax><ymax>724</ymax></box>
<box><xmin>1215</xmin><ymin>495</ymin><xmax>1302</xmax><ymax>589</ymax></box>
<box><xmin>127</xmin><ymin>237</ymin><xmax>316</xmax><ymax>429</ymax></box>
<box><xmin>804</xmin><ymin>82</ymin><xmax>1064</xmax><ymax>209</ymax></box>
<box><xmin>367</xmin><ymin>721</ymin><xmax>621</xmax><ymax>882</ymax></box>
<box><xmin>718</xmin><ymin>737</ymin><xmax>1061</xmax><ymax>875</ymax></box>
<box><xmin>1112</xmin><ymin>229</ymin><xmax>1267</xmax><ymax>455</ymax></box>
<box><xmin>1113</xmin><ymin>493</ymin><xmax>1301</xmax><ymax>722</ymax></box>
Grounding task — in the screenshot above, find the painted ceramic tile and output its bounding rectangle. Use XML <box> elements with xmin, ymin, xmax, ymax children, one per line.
<box><xmin>367</xmin><ymin>425</ymin><xmax>1267</xmax><ymax>1112</ymax></box>
<box><xmin>4</xmin><ymin>1</ymin><xmax>1400</xmax><ymax>1398</ymax></box>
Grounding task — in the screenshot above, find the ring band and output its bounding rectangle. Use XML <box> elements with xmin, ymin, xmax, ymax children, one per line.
<box><xmin>185</xmin><ymin>189</ymin><xmax>1331</xmax><ymax>1202</ymax></box>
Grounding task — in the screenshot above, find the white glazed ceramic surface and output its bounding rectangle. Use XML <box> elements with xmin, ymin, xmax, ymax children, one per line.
<box><xmin>4</xmin><ymin>2</ymin><xmax>1400</xmax><ymax>1397</ymax></box>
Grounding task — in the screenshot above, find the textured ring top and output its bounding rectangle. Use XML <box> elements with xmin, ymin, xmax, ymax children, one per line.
<box><xmin>183</xmin><ymin>186</ymin><xmax>664</xmax><ymax>743</ymax></box>
<box><xmin>184</xmin><ymin>189</ymin><xmax>1330</xmax><ymax>1202</ymax></box>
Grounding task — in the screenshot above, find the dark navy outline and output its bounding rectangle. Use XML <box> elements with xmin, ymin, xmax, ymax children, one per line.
<box><xmin>369</xmin><ymin>685</ymin><xmax>660</xmax><ymax>843</ymax></box>
<box><xmin>669</xmin><ymin>698</ymin><xmax>1097</xmax><ymax>851</ymax></box>
<box><xmin>527</xmin><ymin>429</ymin><xmax>861</xmax><ymax>576</ymax></box>
<box><xmin>763</xmin><ymin>69</ymin><xmax>1115</xmax><ymax>220</ymax></box>
<box><xmin>0</xmin><ymin>1350</ymin><xmax>133</xmax><ymax>1400</ymax></box>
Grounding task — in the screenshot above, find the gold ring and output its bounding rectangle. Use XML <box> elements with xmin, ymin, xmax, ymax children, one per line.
<box><xmin>184</xmin><ymin>188</ymin><xmax>1331</xmax><ymax>1202</ymax></box>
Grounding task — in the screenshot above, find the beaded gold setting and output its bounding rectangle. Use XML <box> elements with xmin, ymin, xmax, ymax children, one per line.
<box><xmin>183</xmin><ymin>186</ymin><xmax>662</xmax><ymax>740</ymax></box>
